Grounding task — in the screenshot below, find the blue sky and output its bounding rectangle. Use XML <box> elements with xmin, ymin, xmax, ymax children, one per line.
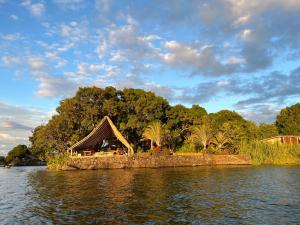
<box><xmin>0</xmin><ymin>0</ymin><xmax>300</xmax><ymax>155</ymax></box>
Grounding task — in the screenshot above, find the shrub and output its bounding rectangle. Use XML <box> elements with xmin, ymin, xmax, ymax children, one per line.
<box><xmin>176</xmin><ymin>141</ymin><xmax>198</xmax><ymax>153</ymax></box>
<box><xmin>47</xmin><ymin>154</ymin><xmax>70</xmax><ymax>170</ymax></box>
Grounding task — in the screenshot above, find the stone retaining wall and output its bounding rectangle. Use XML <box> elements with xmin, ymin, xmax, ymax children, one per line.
<box><xmin>63</xmin><ymin>155</ymin><xmax>252</xmax><ymax>170</ymax></box>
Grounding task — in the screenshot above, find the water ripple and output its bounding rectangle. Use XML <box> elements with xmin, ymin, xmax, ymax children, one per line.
<box><xmin>0</xmin><ymin>166</ymin><xmax>299</xmax><ymax>224</ymax></box>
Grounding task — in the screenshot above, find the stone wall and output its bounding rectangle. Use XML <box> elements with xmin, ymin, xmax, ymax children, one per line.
<box><xmin>62</xmin><ymin>155</ymin><xmax>252</xmax><ymax>170</ymax></box>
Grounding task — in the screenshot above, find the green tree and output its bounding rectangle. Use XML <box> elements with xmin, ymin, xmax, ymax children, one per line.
<box><xmin>166</xmin><ymin>104</ymin><xmax>207</xmax><ymax>150</ymax></box>
<box><xmin>30</xmin><ymin>87</ymin><xmax>170</xmax><ymax>158</ymax></box>
<box><xmin>258</xmin><ymin>123</ymin><xmax>278</xmax><ymax>139</ymax></box>
<box><xmin>190</xmin><ymin>117</ymin><xmax>213</xmax><ymax>153</ymax></box>
<box><xmin>209</xmin><ymin>110</ymin><xmax>259</xmax><ymax>151</ymax></box>
<box><xmin>166</xmin><ymin>104</ymin><xmax>207</xmax><ymax>130</ymax></box>
<box><xmin>276</xmin><ymin>103</ymin><xmax>300</xmax><ymax>135</ymax></box>
<box><xmin>210</xmin><ymin>123</ymin><xmax>233</xmax><ymax>153</ymax></box>
<box><xmin>211</xmin><ymin>132</ymin><xmax>230</xmax><ymax>153</ymax></box>
<box><xmin>142</xmin><ymin>121</ymin><xmax>166</xmax><ymax>149</ymax></box>
<box><xmin>6</xmin><ymin>145</ymin><xmax>30</xmax><ymax>163</ymax></box>
<box><xmin>120</xmin><ymin>88</ymin><xmax>170</xmax><ymax>146</ymax></box>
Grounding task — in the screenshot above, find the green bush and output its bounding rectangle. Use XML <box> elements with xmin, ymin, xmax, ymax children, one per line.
<box><xmin>6</xmin><ymin>145</ymin><xmax>30</xmax><ymax>163</ymax></box>
<box><xmin>47</xmin><ymin>154</ymin><xmax>70</xmax><ymax>170</ymax></box>
<box><xmin>176</xmin><ymin>141</ymin><xmax>198</xmax><ymax>153</ymax></box>
<box><xmin>238</xmin><ymin>141</ymin><xmax>300</xmax><ymax>165</ymax></box>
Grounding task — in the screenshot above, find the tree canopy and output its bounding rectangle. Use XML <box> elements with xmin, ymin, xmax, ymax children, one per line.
<box><xmin>6</xmin><ymin>144</ymin><xmax>30</xmax><ymax>163</ymax></box>
<box><xmin>28</xmin><ymin>86</ymin><xmax>299</xmax><ymax>159</ymax></box>
<box><xmin>276</xmin><ymin>103</ymin><xmax>300</xmax><ymax>135</ymax></box>
<box><xmin>30</xmin><ymin>87</ymin><xmax>171</xmax><ymax>158</ymax></box>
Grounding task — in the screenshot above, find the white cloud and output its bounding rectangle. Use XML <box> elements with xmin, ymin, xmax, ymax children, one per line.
<box><xmin>44</xmin><ymin>51</ymin><xmax>68</xmax><ymax>68</ymax></box>
<box><xmin>230</xmin><ymin>0</ymin><xmax>300</xmax><ymax>15</ymax></box>
<box><xmin>0</xmin><ymin>133</ymin><xmax>26</xmax><ymax>141</ymax></box>
<box><xmin>10</xmin><ymin>14</ymin><xmax>19</xmax><ymax>20</ymax></box>
<box><xmin>76</xmin><ymin>62</ymin><xmax>118</xmax><ymax>78</ymax></box>
<box><xmin>163</xmin><ymin>41</ymin><xmax>240</xmax><ymax>76</ymax></box>
<box><xmin>77</xmin><ymin>62</ymin><xmax>105</xmax><ymax>76</ymax></box>
<box><xmin>57</xmin><ymin>42</ymin><xmax>75</xmax><ymax>52</ymax></box>
<box><xmin>142</xmin><ymin>35</ymin><xmax>161</xmax><ymax>42</ymax></box>
<box><xmin>60</xmin><ymin>21</ymin><xmax>89</xmax><ymax>44</ymax></box>
<box><xmin>103</xmin><ymin>23</ymin><xmax>160</xmax><ymax>60</ymax></box>
<box><xmin>36</xmin><ymin>75</ymin><xmax>79</xmax><ymax>98</ymax></box>
<box><xmin>109</xmin><ymin>51</ymin><xmax>126</xmax><ymax>63</ymax></box>
<box><xmin>227</xmin><ymin>56</ymin><xmax>245</xmax><ymax>65</ymax></box>
<box><xmin>96</xmin><ymin>41</ymin><xmax>107</xmax><ymax>59</ymax></box>
<box><xmin>2</xmin><ymin>56</ymin><xmax>22</xmax><ymax>67</ymax></box>
<box><xmin>240</xmin><ymin>29</ymin><xmax>254</xmax><ymax>41</ymax></box>
<box><xmin>0</xmin><ymin>33</ymin><xmax>23</xmax><ymax>41</ymax></box>
<box><xmin>0</xmin><ymin>133</ymin><xmax>14</xmax><ymax>141</ymax></box>
<box><xmin>237</xmin><ymin>103</ymin><xmax>281</xmax><ymax>123</ymax></box>
<box><xmin>0</xmin><ymin>102</ymin><xmax>49</xmax><ymax>155</ymax></box>
<box><xmin>232</xmin><ymin>15</ymin><xmax>250</xmax><ymax>27</ymax></box>
<box><xmin>55</xmin><ymin>59</ymin><xmax>68</xmax><ymax>68</ymax></box>
<box><xmin>31</xmin><ymin>3</ymin><xmax>45</xmax><ymax>16</ymax></box>
<box><xmin>52</xmin><ymin>0</ymin><xmax>85</xmax><ymax>10</ymax></box>
<box><xmin>21</xmin><ymin>0</ymin><xmax>45</xmax><ymax>17</ymax></box>
<box><xmin>28</xmin><ymin>57</ymin><xmax>49</xmax><ymax>71</ymax></box>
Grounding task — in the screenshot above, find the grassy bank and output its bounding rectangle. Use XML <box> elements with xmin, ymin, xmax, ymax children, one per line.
<box><xmin>239</xmin><ymin>141</ymin><xmax>300</xmax><ymax>165</ymax></box>
<box><xmin>47</xmin><ymin>154</ymin><xmax>70</xmax><ymax>170</ymax></box>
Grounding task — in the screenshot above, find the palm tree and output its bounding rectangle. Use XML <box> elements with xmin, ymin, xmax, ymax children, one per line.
<box><xmin>211</xmin><ymin>131</ymin><xmax>231</xmax><ymax>153</ymax></box>
<box><xmin>190</xmin><ymin>120</ymin><xmax>213</xmax><ymax>153</ymax></box>
<box><xmin>142</xmin><ymin>121</ymin><xmax>165</xmax><ymax>149</ymax></box>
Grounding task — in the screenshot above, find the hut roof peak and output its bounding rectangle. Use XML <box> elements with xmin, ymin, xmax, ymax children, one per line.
<box><xmin>69</xmin><ymin>116</ymin><xmax>133</xmax><ymax>155</ymax></box>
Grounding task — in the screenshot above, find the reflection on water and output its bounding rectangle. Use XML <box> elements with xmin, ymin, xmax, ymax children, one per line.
<box><xmin>0</xmin><ymin>166</ymin><xmax>299</xmax><ymax>224</ymax></box>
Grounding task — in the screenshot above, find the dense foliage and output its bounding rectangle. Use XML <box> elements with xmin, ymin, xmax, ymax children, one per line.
<box><xmin>5</xmin><ymin>144</ymin><xmax>30</xmax><ymax>163</ymax></box>
<box><xmin>276</xmin><ymin>103</ymin><xmax>300</xmax><ymax>135</ymax></box>
<box><xmin>30</xmin><ymin>87</ymin><xmax>171</xmax><ymax>159</ymax></box>
<box><xmin>0</xmin><ymin>156</ymin><xmax>5</xmax><ymax>165</ymax></box>
<box><xmin>28</xmin><ymin>86</ymin><xmax>299</xmax><ymax>160</ymax></box>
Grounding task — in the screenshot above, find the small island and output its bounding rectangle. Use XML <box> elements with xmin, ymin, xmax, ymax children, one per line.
<box><xmin>0</xmin><ymin>145</ymin><xmax>46</xmax><ymax>168</ymax></box>
<box><xmin>2</xmin><ymin>87</ymin><xmax>294</xmax><ymax>170</ymax></box>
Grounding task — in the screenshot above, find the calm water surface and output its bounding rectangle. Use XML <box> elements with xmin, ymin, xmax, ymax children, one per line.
<box><xmin>0</xmin><ymin>166</ymin><xmax>299</xmax><ymax>225</ymax></box>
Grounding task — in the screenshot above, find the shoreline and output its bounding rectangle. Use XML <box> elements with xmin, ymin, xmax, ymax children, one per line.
<box><xmin>50</xmin><ymin>154</ymin><xmax>252</xmax><ymax>171</ymax></box>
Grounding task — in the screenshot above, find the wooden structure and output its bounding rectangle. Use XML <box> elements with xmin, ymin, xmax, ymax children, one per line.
<box><xmin>262</xmin><ymin>135</ymin><xmax>300</xmax><ymax>145</ymax></box>
<box><xmin>68</xmin><ymin>116</ymin><xmax>134</xmax><ymax>156</ymax></box>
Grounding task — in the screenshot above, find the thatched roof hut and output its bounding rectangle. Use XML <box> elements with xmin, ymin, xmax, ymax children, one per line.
<box><xmin>69</xmin><ymin>116</ymin><xmax>134</xmax><ymax>155</ymax></box>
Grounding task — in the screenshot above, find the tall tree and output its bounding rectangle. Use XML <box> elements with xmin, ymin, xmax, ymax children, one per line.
<box><xmin>276</xmin><ymin>103</ymin><xmax>300</xmax><ymax>135</ymax></box>
<box><xmin>166</xmin><ymin>104</ymin><xmax>207</xmax><ymax>149</ymax></box>
<box><xmin>209</xmin><ymin>110</ymin><xmax>259</xmax><ymax>147</ymax></box>
<box><xmin>30</xmin><ymin>87</ymin><xmax>170</xmax><ymax>158</ymax></box>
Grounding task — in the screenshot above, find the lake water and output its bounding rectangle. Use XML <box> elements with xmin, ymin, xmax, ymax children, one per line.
<box><xmin>0</xmin><ymin>166</ymin><xmax>299</xmax><ymax>225</ymax></box>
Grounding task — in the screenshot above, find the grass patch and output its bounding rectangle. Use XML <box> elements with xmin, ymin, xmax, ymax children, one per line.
<box><xmin>238</xmin><ymin>141</ymin><xmax>300</xmax><ymax>165</ymax></box>
<box><xmin>47</xmin><ymin>154</ymin><xmax>70</xmax><ymax>170</ymax></box>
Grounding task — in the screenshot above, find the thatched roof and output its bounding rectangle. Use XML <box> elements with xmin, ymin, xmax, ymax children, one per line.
<box><xmin>69</xmin><ymin>116</ymin><xmax>134</xmax><ymax>155</ymax></box>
